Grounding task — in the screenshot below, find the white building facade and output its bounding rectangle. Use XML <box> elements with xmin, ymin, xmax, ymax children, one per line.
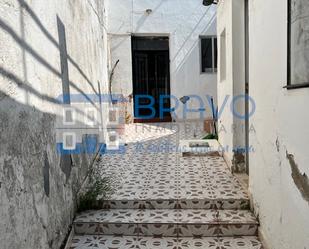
<box><xmin>107</xmin><ymin>0</ymin><xmax>218</xmax><ymax>121</ymax></box>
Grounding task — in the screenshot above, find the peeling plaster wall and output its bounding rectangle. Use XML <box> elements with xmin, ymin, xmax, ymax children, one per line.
<box><xmin>249</xmin><ymin>0</ymin><xmax>309</xmax><ymax>248</ymax></box>
<box><xmin>107</xmin><ymin>0</ymin><xmax>217</xmax><ymax>120</ymax></box>
<box><xmin>0</xmin><ymin>1</ymin><xmax>108</xmax><ymax>249</ymax></box>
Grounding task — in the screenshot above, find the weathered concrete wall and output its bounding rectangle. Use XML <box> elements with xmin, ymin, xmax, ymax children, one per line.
<box><xmin>107</xmin><ymin>0</ymin><xmax>217</xmax><ymax>120</ymax></box>
<box><xmin>249</xmin><ymin>0</ymin><xmax>309</xmax><ymax>248</ymax></box>
<box><xmin>217</xmin><ymin>0</ymin><xmax>246</xmax><ymax>171</ymax></box>
<box><xmin>0</xmin><ymin>1</ymin><xmax>108</xmax><ymax>249</ymax></box>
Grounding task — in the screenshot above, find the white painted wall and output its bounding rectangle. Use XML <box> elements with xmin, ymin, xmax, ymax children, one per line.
<box><xmin>218</xmin><ymin>0</ymin><xmax>309</xmax><ymax>248</ymax></box>
<box><xmin>107</xmin><ymin>0</ymin><xmax>217</xmax><ymax>120</ymax></box>
<box><xmin>249</xmin><ymin>0</ymin><xmax>309</xmax><ymax>248</ymax></box>
<box><xmin>217</xmin><ymin>0</ymin><xmax>246</xmax><ymax>170</ymax></box>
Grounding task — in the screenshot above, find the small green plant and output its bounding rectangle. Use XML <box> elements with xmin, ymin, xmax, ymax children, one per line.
<box><xmin>78</xmin><ymin>163</ymin><xmax>112</xmax><ymax>212</ymax></box>
<box><xmin>203</xmin><ymin>133</ymin><xmax>218</xmax><ymax>140</ymax></box>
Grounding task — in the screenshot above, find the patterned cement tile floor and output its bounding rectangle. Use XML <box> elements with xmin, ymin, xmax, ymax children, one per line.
<box><xmin>70</xmin><ymin>235</ymin><xmax>263</xmax><ymax>249</ymax></box>
<box><xmin>97</xmin><ymin>122</ymin><xmax>249</xmax><ymax>208</ymax></box>
<box><xmin>67</xmin><ymin>122</ymin><xmax>263</xmax><ymax>249</ymax></box>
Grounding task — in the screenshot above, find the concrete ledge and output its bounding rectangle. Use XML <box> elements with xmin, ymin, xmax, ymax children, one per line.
<box><xmin>179</xmin><ymin>139</ymin><xmax>221</xmax><ymax>157</ymax></box>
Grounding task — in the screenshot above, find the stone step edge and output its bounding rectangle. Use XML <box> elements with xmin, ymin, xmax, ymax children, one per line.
<box><xmin>99</xmin><ymin>199</ymin><xmax>250</xmax><ymax>210</ymax></box>
<box><xmin>73</xmin><ymin>209</ymin><xmax>259</xmax><ymax>237</ymax></box>
<box><xmin>73</xmin><ymin>209</ymin><xmax>259</xmax><ymax>225</ymax></box>
<box><xmin>74</xmin><ymin>221</ymin><xmax>258</xmax><ymax>225</ymax></box>
<box><xmin>73</xmin><ymin>224</ymin><xmax>259</xmax><ymax>238</ymax></box>
<box><xmin>67</xmin><ymin>235</ymin><xmax>264</xmax><ymax>249</ymax></box>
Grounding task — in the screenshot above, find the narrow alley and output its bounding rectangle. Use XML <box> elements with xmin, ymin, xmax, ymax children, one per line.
<box><xmin>1</xmin><ymin>0</ymin><xmax>309</xmax><ymax>249</ymax></box>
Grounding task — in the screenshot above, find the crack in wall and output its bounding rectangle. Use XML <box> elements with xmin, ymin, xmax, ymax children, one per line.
<box><xmin>286</xmin><ymin>151</ymin><xmax>309</xmax><ymax>204</ymax></box>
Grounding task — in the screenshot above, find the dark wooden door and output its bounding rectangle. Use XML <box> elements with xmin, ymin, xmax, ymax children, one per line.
<box><xmin>132</xmin><ymin>37</ymin><xmax>171</xmax><ymax>122</ymax></box>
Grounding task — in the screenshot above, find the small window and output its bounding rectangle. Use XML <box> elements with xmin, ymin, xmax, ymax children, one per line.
<box><xmin>287</xmin><ymin>0</ymin><xmax>309</xmax><ymax>89</ymax></box>
<box><xmin>201</xmin><ymin>37</ymin><xmax>217</xmax><ymax>73</ymax></box>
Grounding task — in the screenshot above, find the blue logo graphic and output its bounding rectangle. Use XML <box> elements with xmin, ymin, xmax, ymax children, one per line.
<box><xmin>56</xmin><ymin>94</ymin><xmax>127</xmax><ymax>156</ymax></box>
<box><xmin>134</xmin><ymin>94</ymin><xmax>256</xmax><ymax>120</ymax></box>
<box><xmin>56</xmin><ymin>93</ymin><xmax>256</xmax><ymax>155</ymax></box>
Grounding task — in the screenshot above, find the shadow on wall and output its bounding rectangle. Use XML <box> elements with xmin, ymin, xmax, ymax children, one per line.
<box><xmin>57</xmin><ymin>16</ymin><xmax>71</xmax><ymax>105</ymax></box>
<box><xmin>0</xmin><ymin>0</ymin><xmax>105</xmax><ymax>122</ymax></box>
<box><xmin>0</xmin><ymin>0</ymin><xmax>105</xmax><ymax>191</ymax></box>
<box><xmin>134</xmin><ymin>0</ymin><xmax>165</xmax><ymax>32</ymax></box>
<box><xmin>171</xmin><ymin>7</ymin><xmax>217</xmax><ymax>75</ymax></box>
<box><xmin>0</xmin><ymin>1</ymin><xmax>105</xmax><ymax>248</ymax></box>
<box><xmin>18</xmin><ymin>0</ymin><xmax>100</xmax><ymax>96</ymax></box>
<box><xmin>0</xmin><ymin>0</ymin><xmax>101</xmax><ymax>108</ymax></box>
<box><xmin>131</xmin><ymin>1</ymin><xmax>216</xmax><ymax>73</ymax></box>
<box><xmin>108</xmin><ymin>0</ymin><xmax>166</xmax><ymax>53</ymax></box>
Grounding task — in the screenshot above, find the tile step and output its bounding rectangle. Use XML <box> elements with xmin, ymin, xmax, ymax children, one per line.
<box><xmin>68</xmin><ymin>235</ymin><xmax>263</xmax><ymax>249</ymax></box>
<box><xmin>100</xmin><ymin>198</ymin><xmax>250</xmax><ymax>210</ymax></box>
<box><xmin>74</xmin><ymin>209</ymin><xmax>258</xmax><ymax>237</ymax></box>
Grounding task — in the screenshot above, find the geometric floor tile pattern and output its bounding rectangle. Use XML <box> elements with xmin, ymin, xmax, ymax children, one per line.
<box><xmin>97</xmin><ymin>122</ymin><xmax>249</xmax><ymax>210</ymax></box>
<box><xmin>70</xmin><ymin>235</ymin><xmax>263</xmax><ymax>249</ymax></box>
<box><xmin>67</xmin><ymin>122</ymin><xmax>263</xmax><ymax>249</ymax></box>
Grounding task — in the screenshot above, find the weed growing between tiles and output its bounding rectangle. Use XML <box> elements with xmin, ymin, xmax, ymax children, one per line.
<box><xmin>78</xmin><ymin>158</ymin><xmax>113</xmax><ymax>212</ymax></box>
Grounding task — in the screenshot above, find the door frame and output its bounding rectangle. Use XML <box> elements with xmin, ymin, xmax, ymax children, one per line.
<box><xmin>131</xmin><ymin>34</ymin><xmax>172</xmax><ymax>123</ymax></box>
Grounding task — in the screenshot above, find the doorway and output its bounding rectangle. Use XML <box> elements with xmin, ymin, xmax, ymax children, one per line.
<box><xmin>132</xmin><ymin>36</ymin><xmax>171</xmax><ymax>123</ymax></box>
